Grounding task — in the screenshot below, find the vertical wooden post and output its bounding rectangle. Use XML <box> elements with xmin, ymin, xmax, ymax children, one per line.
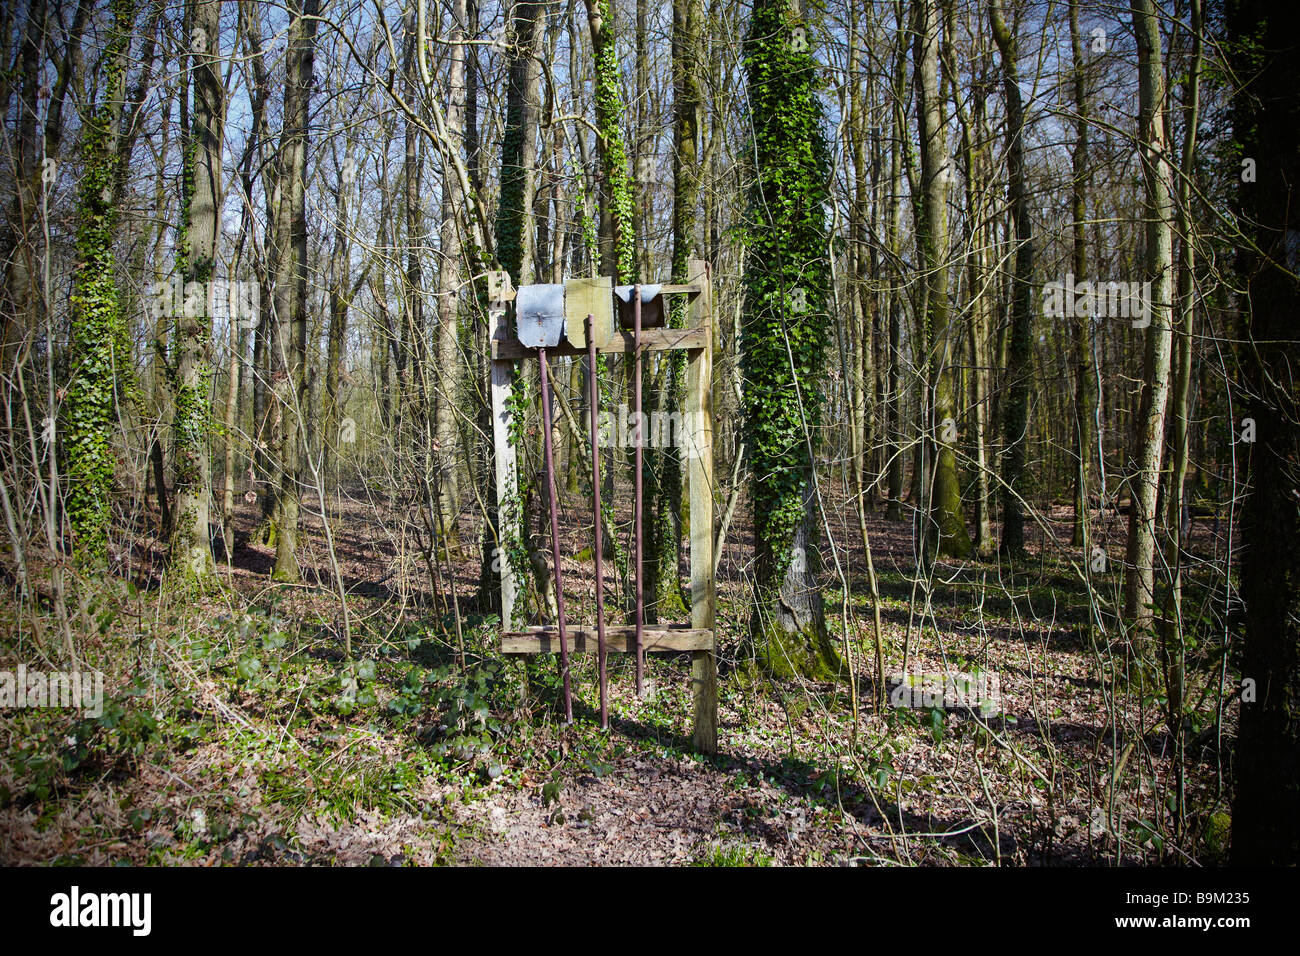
<box><xmin>686</xmin><ymin>258</ymin><xmax>717</xmax><ymax>754</ymax></box>
<box><xmin>490</xmin><ymin>302</ymin><xmax>519</xmax><ymax>627</ymax></box>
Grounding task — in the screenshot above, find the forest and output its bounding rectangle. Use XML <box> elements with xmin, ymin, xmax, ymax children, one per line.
<box><xmin>0</xmin><ymin>0</ymin><xmax>1297</xmax><ymax>873</ymax></box>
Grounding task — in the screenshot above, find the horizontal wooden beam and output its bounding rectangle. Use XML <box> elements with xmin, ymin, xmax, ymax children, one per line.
<box><xmin>501</xmin><ymin>626</ymin><xmax>714</xmax><ymax>654</ymax></box>
<box><xmin>492</xmin><ymin>326</ymin><xmax>707</xmax><ymax>360</ymax></box>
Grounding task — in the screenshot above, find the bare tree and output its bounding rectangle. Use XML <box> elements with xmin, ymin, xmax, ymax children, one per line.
<box><xmin>1123</xmin><ymin>0</ymin><xmax>1176</xmax><ymax>630</ymax></box>
<box><xmin>171</xmin><ymin>0</ymin><xmax>226</xmax><ymax>578</ymax></box>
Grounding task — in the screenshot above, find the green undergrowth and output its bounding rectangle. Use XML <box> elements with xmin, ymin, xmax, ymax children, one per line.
<box><xmin>1</xmin><ymin>588</ymin><xmax>527</xmax><ymax>862</ymax></box>
<box><xmin>692</xmin><ymin>841</ymin><xmax>774</xmax><ymax>867</ymax></box>
<box><xmin>0</xmin><ymin>548</ymin><xmax>1242</xmax><ymax>866</ymax></box>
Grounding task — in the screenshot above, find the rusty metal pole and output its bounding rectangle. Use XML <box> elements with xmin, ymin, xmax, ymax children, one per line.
<box><xmin>586</xmin><ymin>315</ymin><xmax>609</xmax><ymax>729</ymax></box>
<box><xmin>633</xmin><ymin>284</ymin><xmax>645</xmax><ymax>697</ymax></box>
<box><xmin>538</xmin><ymin>347</ymin><xmax>573</xmax><ymax>722</ymax></box>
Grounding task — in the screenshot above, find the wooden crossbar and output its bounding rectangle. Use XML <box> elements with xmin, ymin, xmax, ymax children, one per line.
<box><xmin>491</xmin><ymin>325</ymin><xmax>706</xmax><ymax>360</ymax></box>
<box><xmin>501</xmin><ymin>626</ymin><xmax>714</xmax><ymax>655</ymax></box>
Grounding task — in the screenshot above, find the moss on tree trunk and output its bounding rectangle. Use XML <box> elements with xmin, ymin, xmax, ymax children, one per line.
<box><xmin>747</xmin><ymin>488</ymin><xmax>841</xmax><ymax>681</ymax></box>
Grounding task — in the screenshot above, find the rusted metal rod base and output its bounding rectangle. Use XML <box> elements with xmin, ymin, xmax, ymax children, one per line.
<box><xmin>538</xmin><ymin>347</ymin><xmax>572</xmax><ymax>723</ymax></box>
<box><xmin>633</xmin><ymin>285</ymin><xmax>645</xmax><ymax>697</ymax></box>
<box><xmin>586</xmin><ymin>315</ymin><xmax>609</xmax><ymax>729</ymax></box>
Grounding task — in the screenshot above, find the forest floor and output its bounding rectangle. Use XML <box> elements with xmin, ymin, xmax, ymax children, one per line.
<box><xmin>0</xmin><ymin>475</ymin><xmax>1239</xmax><ymax>866</ymax></box>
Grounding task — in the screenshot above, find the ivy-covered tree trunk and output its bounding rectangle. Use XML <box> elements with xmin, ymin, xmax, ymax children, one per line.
<box><xmin>913</xmin><ymin>0</ymin><xmax>971</xmax><ymax>559</ymax></box>
<box><xmin>496</xmin><ymin>1</ymin><xmax>554</xmax><ymax>621</ymax></box>
<box><xmin>579</xmin><ymin>0</ymin><xmax>646</xmax><ymax>616</ymax></box>
<box><xmin>740</xmin><ymin>0</ymin><xmax>839</xmax><ymax>680</ymax></box>
<box><xmin>498</xmin><ymin>2</ymin><xmax>542</xmax><ymax>286</ymax></box>
<box><xmin>1229</xmin><ymin>0</ymin><xmax>1300</xmax><ymax>866</ymax></box>
<box><xmin>583</xmin><ymin>0</ymin><xmax>635</xmax><ymax>284</ymax></box>
<box><xmin>63</xmin><ymin>0</ymin><xmax>137</xmax><ymax>564</ymax></box>
<box><xmin>171</xmin><ymin>0</ymin><xmax>224</xmax><ymax>580</ymax></box>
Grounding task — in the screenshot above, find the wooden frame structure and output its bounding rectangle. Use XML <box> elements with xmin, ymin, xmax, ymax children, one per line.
<box><xmin>488</xmin><ymin>259</ymin><xmax>718</xmax><ymax>754</ymax></box>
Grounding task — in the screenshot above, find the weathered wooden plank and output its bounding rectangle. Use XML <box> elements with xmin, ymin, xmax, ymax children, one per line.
<box><xmin>501</xmin><ymin>626</ymin><xmax>714</xmax><ymax>654</ymax></box>
<box><xmin>492</xmin><ymin>325</ymin><xmax>706</xmax><ymax>360</ymax></box>
<box><xmin>686</xmin><ymin>258</ymin><xmax>718</xmax><ymax>755</ymax></box>
<box><xmin>489</xmin><ymin>303</ymin><xmax>518</xmax><ymax>627</ymax></box>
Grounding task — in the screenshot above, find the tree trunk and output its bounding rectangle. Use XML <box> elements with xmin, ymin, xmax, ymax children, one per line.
<box><xmin>643</xmin><ymin>0</ymin><xmax>702</xmax><ymax>623</ymax></box>
<box><xmin>436</xmin><ymin>0</ymin><xmax>469</xmax><ymax>551</ymax></box>
<box><xmin>955</xmin><ymin>42</ymin><xmax>993</xmax><ymax>556</ymax></box>
<box><xmin>1068</xmin><ymin>0</ymin><xmax>1098</xmax><ymax>550</ymax></box>
<box><xmin>741</xmin><ymin>0</ymin><xmax>839</xmax><ymax>679</ymax></box>
<box><xmin>1159</xmin><ymin>0</ymin><xmax>1202</xmax><ymax>828</ymax></box>
<box><xmin>171</xmin><ymin>0</ymin><xmax>225</xmax><ymax>580</ymax></box>
<box><xmin>402</xmin><ymin>13</ymin><xmax>426</xmax><ymax>462</ymax></box>
<box><xmin>885</xmin><ymin>12</ymin><xmax>907</xmax><ymax>522</ymax></box>
<box><xmin>914</xmin><ymin>0</ymin><xmax>971</xmax><ymax>558</ymax></box>
<box><xmin>63</xmin><ymin>0</ymin><xmax>137</xmax><ymax>564</ymax></box>
<box><xmin>1123</xmin><ymin>0</ymin><xmax>1176</xmax><ymax>629</ymax></box>
<box><xmin>0</xmin><ymin>0</ymin><xmax>49</xmax><ymax>378</ymax></box>
<box><xmin>583</xmin><ymin>0</ymin><xmax>635</xmax><ymax>283</ymax></box>
<box><xmin>268</xmin><ymin>0</ymin><xmax>319</xmax><ymax>582</ymax></box>
<box><xmin>323</xmin><ymin>136</ymin><xmax>353</xmax><ymax>496</ymax></box>
<box><xmin>498</xmin><ymin>1</ymin><xmax>542</xmax><ymax>285</ymax></box>
<box><xmin>495</xmin><ymin>0</ymin><xmax>552</xmax><ymax>617</ymax></box>
<box><xmin>1228</xmin><ymin>0</ymin><xmax>1300</xmax><ymax>865</ymax></box>
<box><xmin>990</xmin><ymin>0</ymin><xmax>1034</xmax><ymax>559</ymax></box>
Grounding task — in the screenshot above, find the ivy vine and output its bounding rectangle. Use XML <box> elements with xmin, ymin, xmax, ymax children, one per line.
<box><xmin>741</xmin><ymin>2</ymin><xmax>832</xmax><ymax>585</ymax></box>
<box><xmin>63</xmin><ymin>0</ymin><xmax>137</xmax><ymax>563</ymax></box>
